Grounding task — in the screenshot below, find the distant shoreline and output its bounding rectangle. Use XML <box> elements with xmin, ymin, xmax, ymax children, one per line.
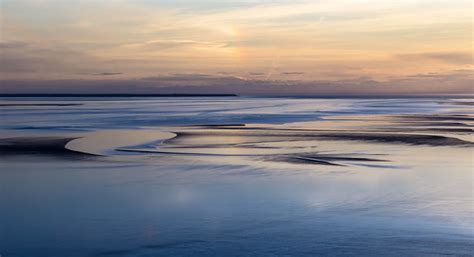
<box><xmin>0</xmin><ymin>94</ymin><xmax>238</xmax><ymax>97</ymax></box>
<box><xmin>0</xmin><ymin>94</ymin><xmax>472</xmax><ymax>99</ymax></box>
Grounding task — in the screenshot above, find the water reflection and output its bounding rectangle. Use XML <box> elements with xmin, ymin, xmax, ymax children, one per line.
<box><xmin>0</xmin><ymin>97</ymin><xmax>472</xmax><ymax>256</ymax></box>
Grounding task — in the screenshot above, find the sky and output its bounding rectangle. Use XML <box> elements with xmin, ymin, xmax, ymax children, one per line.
<box><xmin>0</xmin><ymin>0</ymin><xmax>472</xmax><ymax>95</ymax></box>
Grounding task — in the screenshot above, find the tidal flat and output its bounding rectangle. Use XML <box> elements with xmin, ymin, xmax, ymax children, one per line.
<box><xmin>0</xmin><ymin>97</ymin><xmax>472</xmax><ymax>256</ymax></box>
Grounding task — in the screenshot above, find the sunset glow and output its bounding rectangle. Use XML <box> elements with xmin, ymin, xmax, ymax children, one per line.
<box><xmin>1</xmin><ymin>0</ymin><xmax>472</xmax><ymax>95</ymax></box>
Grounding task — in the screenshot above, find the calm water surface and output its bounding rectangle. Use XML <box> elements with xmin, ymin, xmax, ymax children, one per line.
<box><xmin>0</xmin><ymin>97</ymin><xmax>472</xmax><ymax>256</ymax></box>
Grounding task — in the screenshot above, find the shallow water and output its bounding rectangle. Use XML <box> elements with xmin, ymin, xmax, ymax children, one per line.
<box><xmin>0</xmin><ymin>97</ymin><xmax>473</xmax><ymax>256</ymax></box>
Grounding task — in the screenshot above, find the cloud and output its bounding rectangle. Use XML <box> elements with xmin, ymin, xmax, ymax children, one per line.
<box><xmin>395</xmin><ymin>52</ymin><xmax>472</xmax><ymax>65</ymax></box>
<box><xmin>0</xmin><ymin>41</ymin><xmax>30</xmax><ymax>49</ymax></box>
<box><xmin>1</xmin><ymin>70</ymin><xmax>472</xmax><ymax>96</ymax></box>
<box><xmin>281</xmin><ymin>71</ymin><xmax>305</xmax><ymax>75</ymax></box>
<box><xmin>122</xmin><ymin>39</ymin><xmax>228</xmax><ymax>50</ymax></box>
<box><xmin>93</xmin><ymin>72</ymin><xmax>123</xmax><ymax>76</ymax></box>
<box><xmin>0</xmin><ymin>40</ymin><xmax>99</xmax><ymax>78</ymax></box>
<box><xmin>1</xmin><ymin>0</ymin><xmax>471</xmax><ymax>86</ymax></box>
<box><xmin>139</xmin><ymin>73</ymin><xmax>246</xmax><ymax>86</ymax></box>
<box><xmin>141</xmin><ymin>73</ymin><xmax>212</xmax><ymax>80</ymax></box>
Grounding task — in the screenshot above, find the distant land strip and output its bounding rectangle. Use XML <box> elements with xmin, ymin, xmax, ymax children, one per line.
<box><xmin>0</xmin><ymin>93</ymin><xmax>238</xmax><ymax>97</ymax></box>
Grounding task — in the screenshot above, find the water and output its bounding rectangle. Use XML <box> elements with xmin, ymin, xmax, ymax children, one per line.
<box><xmin>0</xmin><ymin>97</ymin><xmax>472</xmax><ymax>256</ymax></box>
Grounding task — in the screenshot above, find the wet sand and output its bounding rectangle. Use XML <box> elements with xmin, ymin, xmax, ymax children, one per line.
<box><xmin>0</xmin><ymin>137</ymin><xmax>83</xmax><ymax>155</ymax></box>
<box><xmin>1</xmin><ymin>113</ymin><xmax>471</xmax><ymax>165</ymax></box>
